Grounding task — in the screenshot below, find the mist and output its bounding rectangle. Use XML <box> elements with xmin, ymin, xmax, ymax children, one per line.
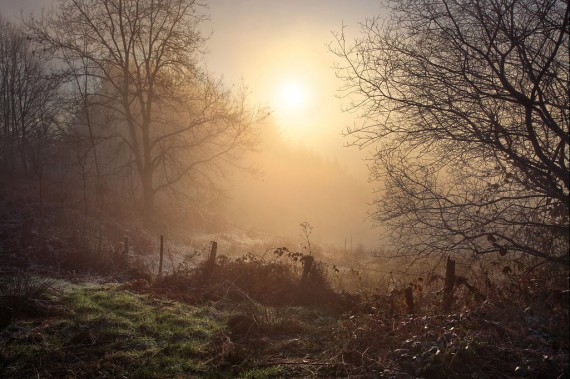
<box><xmin>219</xmin><ymin>119</ymin><xmax>377</xmax><ymax>249</ymax></box>
<box><xmin>0</xmin><ymin>1</ymin><xmax>567</xmax><ymax>378</ymax></box>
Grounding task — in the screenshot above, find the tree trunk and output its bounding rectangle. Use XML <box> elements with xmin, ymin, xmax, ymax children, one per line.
<box><xmin>141</xmin><ymin>168</ymin><xmax>154</xmax><ymax>225</ymax></box>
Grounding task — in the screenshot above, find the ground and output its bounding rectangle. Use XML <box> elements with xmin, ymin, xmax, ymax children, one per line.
<box><xmin>0</xmin><ymin>179</ymin><xmax>568</xmax><ymax>378</ymax></box>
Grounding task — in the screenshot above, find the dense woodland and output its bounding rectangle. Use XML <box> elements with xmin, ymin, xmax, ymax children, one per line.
<box><xmin>0</xmin><ymin>0</ymin><xmax>568</xmax><ymax>377</ymax></box>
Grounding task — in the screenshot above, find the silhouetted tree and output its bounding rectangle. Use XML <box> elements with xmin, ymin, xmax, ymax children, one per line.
<box><xmin>60</xmin><ymin>48</ymin><xmax>105</xmax><ymax>206</ymax></box>
<box><xmin>333</xmin><ymin>0</ymin><xmax>569</xmax><ymax>266</ymax></box>
<box><xmin>28</xmin><ymin>0</ymin><xmax>261</xmax><ymax>224</ymax></box>
<box><xmin>0</xmin><ymin>16</ymin><xmax>60</xmax><ymax>175</ymax></box>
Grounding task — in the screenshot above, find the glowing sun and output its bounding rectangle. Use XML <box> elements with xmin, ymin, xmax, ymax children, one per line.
<box><xmin>278</xmin><ymin>80</ymin><xmax>308</xmax><ymax>110</ymax></box>
<box><xmin>271</xmin><ymin>76</ymin><xmax>314</xmax><ymax>138</ymax></box>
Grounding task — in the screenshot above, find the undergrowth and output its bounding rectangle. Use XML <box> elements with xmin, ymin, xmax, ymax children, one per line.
<box><xmin>153</xmin><ymin>249</ymin><xmax>357</xmax><ymax>314</ymax></box>
<box><xmin>0</xmin><ymin>187</ymin><xmax>567</xmax><ymax>378</ymax></box>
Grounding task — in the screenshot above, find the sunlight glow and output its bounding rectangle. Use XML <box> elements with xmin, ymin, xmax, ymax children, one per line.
<box><xmin>278</xmin><ymin>81</ymin><xmax>308</xmax><ymax>110</ymax></box>
<box><xmin>270</xmin><ymin>75</ymin><xmax>316</xmax><ymax>140</ymax></box>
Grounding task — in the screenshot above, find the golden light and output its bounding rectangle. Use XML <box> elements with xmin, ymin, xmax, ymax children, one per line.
<box><xmin>278</xmin><ymin>80</ymin><xmax>308</xmax><ymax>111</ymax></box>
<box><xmin>270</xmin><ymin>75</ymin><xmax>316</xmax><ymax>140</ymax></box>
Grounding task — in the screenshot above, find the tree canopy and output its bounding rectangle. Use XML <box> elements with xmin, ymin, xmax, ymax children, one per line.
<box><xmin>27</xmin><ymin>0</ymin><xmax>261</xmax><ymax>223</ymax></box>
<box><xmin>334</xmin><ymin>0</ymin><xmax>569</xmax><ymax>266</ymax></box>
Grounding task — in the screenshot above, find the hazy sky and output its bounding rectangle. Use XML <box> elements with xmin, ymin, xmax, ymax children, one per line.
<box><xmin>0</xmin><ymin>0</ymin><xmax>386</xmax><ymax>247</ymax></box>
<box><xmin>1</xmin><ymin>0</ymin><xmax>382</xmax><ymax>166</ymax></box>
<box><xmin>201</xmin><ymin>1</ymin><xmax>384</xmax><ymax>245</ymax></box>
<box><xmin>205</xmin><ymin>1</ymin><xmax>382</xmax><ymax>166</ymax></box>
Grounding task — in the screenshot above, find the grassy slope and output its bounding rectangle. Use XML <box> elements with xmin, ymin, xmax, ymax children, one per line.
<box><xmin>0</xmin><ymin>281</ymin><xmax>252</xmax><ymax>378</ymax></box>
<box><xmin>1</xmin><ymin>273</ymin><xmax>569</xmax><ymax>379</ymax></box>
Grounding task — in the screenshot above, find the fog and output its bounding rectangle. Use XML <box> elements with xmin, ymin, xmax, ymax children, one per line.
<box><xmin>220</xmin><ymin>120</ymin><xmax>377</xmax><ymax>248</ymax></box>
<box><xmin>197</xmin><ymin>1</ymin><xmax>383</xmax><ymax>249</ymax></box>
<box><xmin>0</xmin><ymin>0</ymin><xmax>383</xmax><ymax>253</ymax></box>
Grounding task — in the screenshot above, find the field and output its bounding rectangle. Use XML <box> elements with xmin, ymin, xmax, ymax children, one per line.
<box><xmin>0</xmin><ymin>181</ymin><xmax>568</xmax><ymax>378</ymax></box>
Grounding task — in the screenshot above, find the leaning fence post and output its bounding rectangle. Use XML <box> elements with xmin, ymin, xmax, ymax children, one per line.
<box><xmin>158</xmin><ymin>234</ymin><xmax>164</xmax><ymax>276</ymax></box>
<box><xmin>443</xmin><ymin>256</ymin><xmax>456</xmax><ymax>313</ymax></box>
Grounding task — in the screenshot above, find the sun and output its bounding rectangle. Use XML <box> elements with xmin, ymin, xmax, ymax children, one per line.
<box><xmin>270</xmin><ymin>76</ymin><xmax>315</xmax><ymax>139</ymax></box>
<box><xmin>278</xmin><ymin>80</ymin><xmax>308</xmax><ymax>111</ymax></box>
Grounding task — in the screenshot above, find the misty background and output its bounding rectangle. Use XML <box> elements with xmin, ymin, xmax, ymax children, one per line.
<box><xmin>0</xmin><ymin>0</ymin><xmax>383</xmax><ymax>249</ymax></box>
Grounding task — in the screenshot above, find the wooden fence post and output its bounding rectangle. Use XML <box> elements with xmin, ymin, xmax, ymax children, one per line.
<box><xmin>97</xmin><ymin>226</ymin><xmax>103</xmax><ymax>256</ymax></box>
<box><xmin>158</xmin><ymin>234</ymin><xmax>164</xmax><ymax>276</ymax></box>
<box><xmin>302</xmin><ymin>255</ymin><xmax>315</xmax><ymax>281</ymax></box>
<box><xmin>405</xmin><ymin>286</ymin><xmax>414</xmax><ymax>315</ymax></box>
<box><xmin>124</xmin><ymin>236</ymin><xmax>129</xmax><ymax>256</ymax></box>
<box><xmin>202</xmin><ymin>241</ymin><xmax>218</xmax><ymax>279</ymax></box>
<box><xmin>202</xmin><ymin>241</ymin><xmax>218</xmax><ymax>280</ymax></box>
<box><xmin>208</xmin><ymin>241</ymin><xmax>218</xmax><ymax>267</ymax></box>
<box><xmin>443</xmin><ymin>257</ymin><xmax>456</xmax><ymax>313</ymax></box>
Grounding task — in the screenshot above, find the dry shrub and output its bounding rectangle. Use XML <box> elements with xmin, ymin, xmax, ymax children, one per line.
<box><xmin>326</xmin><ymin>259</ymin><xmax>569</xmax><ymax>378</ymax></box>
<box><xmin>0</xmin><ymin>269</ymin><xmax>58</xmax><ymax>324</ymax></box>
<box><xmin>484</xmin><ymin>265</ymin><xmax>570</xmax><ymax>352</ymax></box>
<box><xmin>153</xmin><ymin>252</ymin><xmax>356</xmax><ymax>313</ymax></box>
<box><xmin>332</xmin><ymin>303</ymin><xmax>568</xmax><ymax>378</ymax></box>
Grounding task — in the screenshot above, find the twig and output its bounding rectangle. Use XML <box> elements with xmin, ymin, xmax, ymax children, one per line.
<box><xmin>257</xmin><ymin>360</ymin><xmax>343</xmax><ymax>366</ymax></box>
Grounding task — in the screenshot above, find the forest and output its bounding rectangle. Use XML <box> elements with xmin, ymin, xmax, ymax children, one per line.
<box><xmin>0</xmin><ymin>0</ymin><xmax>568</xmax><ymax>377</ymax></box>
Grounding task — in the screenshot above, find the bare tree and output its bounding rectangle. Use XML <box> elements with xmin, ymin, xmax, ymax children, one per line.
<box><xmin>0</xmin><ymin>16</ymin><xmax>60</xmax><ymax>175</ymax></box>
<box><xmin>333</xmin><ymin>0</ymin><xmax>569</xmax><ymax>266</ymax></box>
<box><xmin>28</xmin><ymin>0</ymin><xmax>262</xmax><ymax>223</ymax></box>
<box><xmin>61</xmin><ymin>51</ymin><xmax>105</xmax><ymax>206</ymax></box>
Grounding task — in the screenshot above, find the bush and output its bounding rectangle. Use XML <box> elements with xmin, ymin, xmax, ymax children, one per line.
<box><xmin>153</xmin><ymin>251</ymin><xmax>355</xmax><ymax>313</ymax></box>
<box><xmin>0</xmin><ymin>269</ymin><xmax>56</xmax><ymax>324</ymax></box>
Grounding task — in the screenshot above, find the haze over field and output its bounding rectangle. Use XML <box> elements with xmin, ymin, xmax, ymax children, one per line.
<box><xmin>1</xmin><ymin>0</ymin><xmax>383</xmax><ymax>247</ymax></box>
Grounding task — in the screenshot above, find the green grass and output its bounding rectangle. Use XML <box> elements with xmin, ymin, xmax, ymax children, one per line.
<box><xmin>0</xmin><ymin>284</ymin><xmax>229</xmax><ymax>378</ymax></box>
<box><xmin>4</xmin><ymin>270</ymin><xmax>563</xmax><ymax>378</ymax></box>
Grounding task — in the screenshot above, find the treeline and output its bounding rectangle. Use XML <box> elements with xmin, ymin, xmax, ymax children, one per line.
<box><xmin>0</xmin><ymin>16</ymin><xmax>60</xmax><ymax>178</ymax></box>
<box><xmin>0</xmin><ymin>0</ymin><xmax>263</xmax><ymax>225</ymax></box>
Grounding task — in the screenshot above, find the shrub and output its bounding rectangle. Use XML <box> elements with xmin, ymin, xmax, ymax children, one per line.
<box><xmin>0</xmin><ymin>269</ymin><xmax>56</xmax><ymax>323</ymax></box>
<box><xmin>153</xmin><ymin>251</ymin><xmax>355</xmax><ymax>313</ymax></box>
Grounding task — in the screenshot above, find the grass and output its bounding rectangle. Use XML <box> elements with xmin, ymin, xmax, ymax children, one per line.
<box><xmin>0</xmin><ymin>273</ymin><xmax>346</xmax><ymax>378</ymax></box>
<box><xmin>0</xmin><ymin>266</ymin><xmax>568</xmax><ymax>379</ymax></box>
<box><xmin>0</xmin><ymin>240</ymin><xmax>567</xmax><ymax>378</ymax></box>
<box><xmin>0</xmin><ymin>283</ymin><xmax>230</xmax><ymax>378</ymax></box>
